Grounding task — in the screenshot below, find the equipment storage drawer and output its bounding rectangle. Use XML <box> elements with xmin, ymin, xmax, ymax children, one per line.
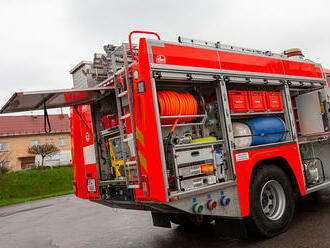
<box><xmin>178</xmin><ymin>164</ymin><xmax>201</xmax><ymax>178</ymax></box>
<box><xmin>180</xmin><ymin>175</ymin><xmax>217</xmax><ymax>191</ymax></box>
<box><xmin>228</xmin><ymin>90</ymin><xmax>249</xmax><ymax>112</ymax></box>
<box><xmin>180</xmin><ymin>176</ymin><xmax>205</xmax><ymax>191</ymax></box>
<box><xmin>175</xmin><ymin>147</ymin><xmax>214</xmax><ymax>165</ymax></box>
<box><xmin>266</xmin><ymin>92</ymin><xmax>283</xmax><ymax>111</ymax></box>
<box><xmin>248</xmin><ymin>91</ymin><xmax>267</xmax><ymax>112</ymax></box>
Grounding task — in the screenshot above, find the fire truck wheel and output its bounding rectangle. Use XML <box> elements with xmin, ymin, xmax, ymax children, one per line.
<box><xmin>247</xmin><ymin>164</ymin><xmax>295</xmax><ymax>238</ymax></box>
<box><xmin>169</xmin><ymin>213</ymin><xmax>213</xmax><ymax>228</ymax></box>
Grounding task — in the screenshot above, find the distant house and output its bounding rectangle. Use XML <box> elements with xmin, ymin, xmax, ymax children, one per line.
<box><xmin>0</xmin><ymin>114</ymin><xmax>71</xmax><ymax>171</ymax></box>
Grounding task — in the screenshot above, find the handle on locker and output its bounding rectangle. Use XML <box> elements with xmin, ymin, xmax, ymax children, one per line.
<box><xmin>191</xmin><ymin>151</ymin><xmax>200</xmax><ymax>157</ymax></box>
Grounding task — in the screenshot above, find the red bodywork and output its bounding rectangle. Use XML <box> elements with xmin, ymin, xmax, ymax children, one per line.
<box><xmin>151</xmin><ymin>44</ymin><xmax>322</xmax><ymax>78</ymax></box>
<box><xmin>71</xmin><ymin>105</ymin><xmax>99</xmax><ymax>200</ymax></box>
<box><xmin>72</xmin><ymin>36</ymin><xmax>328</xmax><ymax>217</ymax></box>
<box><xmin>234</xmin><ymin>143</ymin><xmax>305</xmax><ymax>216</ymax></box>
<box><xmin>151</xmin><ymin>42</ymin><xmax>323</xmax><ymax>78</ymax></box>
<box><xmin>129</xmin><ymin>38</ymin><xmax>321</xmax><ymax>214</ymax></box>
<box><xmin>133</xmin><ymin>39</ymin><xmax>168</xmax><ymax>202</ymax></box>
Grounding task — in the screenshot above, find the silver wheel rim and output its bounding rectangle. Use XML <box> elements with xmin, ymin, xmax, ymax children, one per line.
<box><xmin>260</xmin><ymin>180</ymin><xmax>286</xmax><ymax>220</ymax></box>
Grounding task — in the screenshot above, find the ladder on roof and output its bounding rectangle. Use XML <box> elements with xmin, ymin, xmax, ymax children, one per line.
<box><xmin>178</xmin><ymin>36</ymin><xmax>289</xmax><ymax>60</ymax></box>
<box><xmin>104</xmin><ymin>43</ymin><xmax>138</xmax><ymax>75</ymax></box>
<box><xmin>85</xmin><ymin>43</ymin><xmax>139</xmax><ymax>83</ymax></box>
<box><xmin>112</xmin><ymin>43</ymin><xmax>141</xmax><ymax>189</ymax></box>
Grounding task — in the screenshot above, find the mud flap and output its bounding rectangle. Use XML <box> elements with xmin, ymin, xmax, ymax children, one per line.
<box><xmin>151</xmin><ymin>212</ymin><xmax>171</xmax><ymax>228</ymax></box>
<box><xmin>215</xmin><ymin>217</ymin><xmax>248</xmax><ymax>239</ymax></box>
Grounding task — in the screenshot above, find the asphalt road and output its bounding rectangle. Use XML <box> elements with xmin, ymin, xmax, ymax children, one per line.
<box><xmin>1</xmin><ymin>190</ymin><xmax>330</xmax><ymax>248</ymax></box>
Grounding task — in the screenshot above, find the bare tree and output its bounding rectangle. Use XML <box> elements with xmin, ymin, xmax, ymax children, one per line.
<box><xmin>27</xmin><ymin>144</ymin><xmax>60</xmax><ymax>169</ymax></box>
<box><xmin>0</xmin><ymin>151</ymin><xmax>11</xmax><ymax>174</ymax></box>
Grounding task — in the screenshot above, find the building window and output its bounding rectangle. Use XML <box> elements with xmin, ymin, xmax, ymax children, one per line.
<box><xmin>45</xmin><ymin>139</ymin><xmax>48</xmax><ymax>144</ymax></box>
<box><xmin>59</xmin><ymin>138</ymin><xmax>66</xmax><ymax>147</ymax></box>
<box><xmin>50</xmin><ymin>139</ymin><xmax>54</xmax><ymax>144</ymax></box>
<box><xmin>31</xmin><ymin>140</ymin><xmax>41</xmax><ymax>146</ymax></box>
<box><xmin>0</xmin><ymin>142</ymin><xmax>9</xmax><ymax>152</ymax></box>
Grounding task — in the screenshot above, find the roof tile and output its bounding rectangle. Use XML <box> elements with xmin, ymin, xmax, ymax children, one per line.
<box><xmin>0</xmin><ymin>114</ymin><xmax>70</xmax><ymax>136</ymax></box>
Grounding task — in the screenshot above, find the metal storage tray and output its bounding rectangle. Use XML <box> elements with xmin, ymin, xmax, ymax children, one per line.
<box><xmin>178</xmin><ymin>164</ymin><xmax>201</xmax><ymax>178</ymax></box>
<box><xmin>175</xmin><ymin>147</ymin><xmax>214</xmax><ymax>165</ymax></box>
<box><xmin>180</xmin><ymin>176</ymin><xmax>206</xmax><ymax>191</ymax></box>
<box><xmin>180</xmin><ymin>175</ymin><xmax>217</xmax><ymax>191</ymax></box>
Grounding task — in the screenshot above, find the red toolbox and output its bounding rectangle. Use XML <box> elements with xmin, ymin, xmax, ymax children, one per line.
<box><xmin>248</xmin><ymin>91</ymin><xmax>267</xmax><ymax>112</ymax></box>
<box><xmin>103</xmin><ymin>114</ymin><xmax>118</xmax><ymax>129</ymax></box>
<box><xmin>266</xmin><ymin>92</ymin><xmax>283</xmax><ymax>111</ymax></box>
<box><xmin>228</xmin><ymin>91</ymin><xmax>249</xmax><ymax>112</ymax></box>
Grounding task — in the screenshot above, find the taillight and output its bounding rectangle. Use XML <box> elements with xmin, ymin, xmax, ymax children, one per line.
<box><xmin>87</xmin><ymin>179</ymin><xmax>97</xmax><ymax>193</ymax></box>
<box><xmin>141</xmin><ymin>175</ymin><xmax>150</xmax><ymax>196</ymax></box>
<box><xmin>73</xmin><ymin>180</ymin><xmax>78</xmax><ymax>196</ymax></box>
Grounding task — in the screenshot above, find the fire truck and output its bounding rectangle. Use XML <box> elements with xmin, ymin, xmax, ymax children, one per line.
<box><xmin>2</xmin><ymin>31</ymin><xmax>330</xmax><ymax>238</ymax></box>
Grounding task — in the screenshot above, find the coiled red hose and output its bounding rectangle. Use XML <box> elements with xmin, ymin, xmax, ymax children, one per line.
<box><xmin>157</xmin><ymin>91</ymin><xmax>198</xmax><ymax>133</ymax></box>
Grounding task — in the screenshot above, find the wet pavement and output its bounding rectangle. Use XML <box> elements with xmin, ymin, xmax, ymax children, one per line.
<box><xmin>1</xmin><ymin>189</ymin><xmax>330</xmax><ymax>248</ymax></box>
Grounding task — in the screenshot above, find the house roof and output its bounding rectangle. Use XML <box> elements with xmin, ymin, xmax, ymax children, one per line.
<box><xmin>0</xmin><ymin>114</ymin><xmax>70</xmax><ymax>137</ymax></box>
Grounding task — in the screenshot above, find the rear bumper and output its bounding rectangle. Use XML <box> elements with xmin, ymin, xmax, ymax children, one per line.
<box><xmin>91</xmin><ymin>199</ymin><xmax>183</xmax><ymax>213</ymax></box>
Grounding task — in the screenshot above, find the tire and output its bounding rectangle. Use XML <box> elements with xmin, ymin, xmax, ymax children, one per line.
<box><xmin>169</xmin><ymin>213</ymin><xmax>213</xmax><ymax>228</ymax></box>
<box><xmin>247</xmin><ymin>164</ymin><xmax>295</xmax><ymax>238</ymax></box>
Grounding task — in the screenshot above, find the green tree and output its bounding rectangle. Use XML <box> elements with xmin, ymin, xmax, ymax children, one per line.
<box><xmin>27</xmin><ymin>144</ymin><xmax>60</xmax><ymax>169</ymax></box>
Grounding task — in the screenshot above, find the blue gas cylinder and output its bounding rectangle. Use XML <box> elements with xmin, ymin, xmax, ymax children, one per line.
<box><xmin>245</xmin><ymin>117</ymin><xmax>285</xmax><ymax>145</ymax></box>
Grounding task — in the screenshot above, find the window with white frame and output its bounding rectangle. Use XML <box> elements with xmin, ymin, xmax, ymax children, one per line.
<box><xmin>59</xmin><ymin>138</ymin><xmax>66</xmax><ymax>147</ymax></box>
<box><xmin>31</xmin><ymin>140</ymin><xmax>41</xmax><ymax>146</ymax></box>
<box><xmin>0</xmin><ymin>142</ymin><xmax>9</xmax><ymax>152</ymax></box>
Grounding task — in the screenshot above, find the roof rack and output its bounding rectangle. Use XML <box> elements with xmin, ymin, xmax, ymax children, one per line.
<box><xmin>178</xmin><ymin>36</ymin><xmax>308</xmax><ymax>62</ymax></box>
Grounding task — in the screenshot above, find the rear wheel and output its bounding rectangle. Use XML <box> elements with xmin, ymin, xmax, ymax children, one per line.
<box><xmin>247</xmin><ymin>164</ymin><xmax>295</xmax><ymax>238</ymax></box>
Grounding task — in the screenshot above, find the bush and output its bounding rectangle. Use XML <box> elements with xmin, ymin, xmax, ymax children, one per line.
<box><xmin>0</xmin><ymin>165</ymin><xmax>10</xmax><ymax>175</ymax></box>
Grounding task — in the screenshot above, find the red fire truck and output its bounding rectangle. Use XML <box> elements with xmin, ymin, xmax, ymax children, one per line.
<box><xmin>2</xmin><ymin>31</ymin><xmax>330</xmax><ymax>238</ymax></box>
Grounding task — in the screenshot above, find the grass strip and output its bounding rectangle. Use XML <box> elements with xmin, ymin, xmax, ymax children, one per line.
<box><xmin>0</xmin><ymin>166</ymin><xmax>74</xmax><ymax>207</ymax></box>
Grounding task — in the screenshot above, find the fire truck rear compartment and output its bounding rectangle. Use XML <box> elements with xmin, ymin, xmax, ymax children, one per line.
<box><xmin>96</xmin><ymin>75</ymin><xmax>291</xmax><ymax>212</ymax></box>
<box><xmin>291</xmin><ymin>88</ymin><xmax>330</xmax><ymax>189</ymax></box>
<box><xmin>68</xmin><ymin>53</ymin><xmax>330</xmax><ymax>234</ymax></box>
<box><xmin>63</xmin><ymin>37</ymin><xmax>330</xmax><ymax>223</ymax></box>
<box><xmin>152</xmin><ymin>77</ymin><xmax>292</xmax><ymax>217</ymax></box>
<box><xmin>89</xmin><ymin>93</ymin><xmax>136</xmax><ymax>201</ymax></box>
<box><xmin>93</xmin><ymin>69</ymin><xmax>330</xmax><ymax>217</ymax></box>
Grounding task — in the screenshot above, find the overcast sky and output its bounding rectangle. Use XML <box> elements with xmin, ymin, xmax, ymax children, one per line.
<box><xmin>1</xmin><ymin>0</ymin><xmax>330</xmax><ymax>115</ymax></box>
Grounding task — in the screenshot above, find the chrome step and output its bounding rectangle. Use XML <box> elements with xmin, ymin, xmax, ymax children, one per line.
<box><xmin>123</xmin><ymin>136</ymin><xmax>133</xmax><ymax>143</ymax></box>
<box><xmin>126</xmin><ymin>161</ymin><xmax>136</xmax><ymax>165</ymax></box>
<box><xmin>127</xmin><ymin>184</ymin><xmax>140</xmax><ymax>189</ymax></box>
<box><xmin>120</xmin><ymin>113</ymin><xmax>131</xmax><ymax>120</ymax></box>
<box><xmin>118</xmin><ymin>90</ymin><xmax>128</xmax><ymax>97</ymax></box>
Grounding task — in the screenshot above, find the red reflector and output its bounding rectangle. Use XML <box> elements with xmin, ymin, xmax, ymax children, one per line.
<box><xmin>73</xmin><ymin>181</ymin><xmax>78</xmax><ymax>196</ymax></box>
<box><xmin>142</xmin><ymin>175</ymin><xmax>150</xmax><ymax>196</ymax></box>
